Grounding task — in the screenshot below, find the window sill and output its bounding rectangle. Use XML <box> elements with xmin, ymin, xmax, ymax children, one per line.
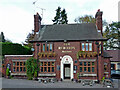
<box><xmin>38</xmin><ymin>73</ymin><xmax>56</xmax><ymax>76</ymax></box>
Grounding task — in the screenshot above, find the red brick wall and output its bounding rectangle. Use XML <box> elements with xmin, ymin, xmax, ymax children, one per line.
<box><xmin>4</xmin><ymin>55</ymin><xmax>32</xmax><ymax>76</ymax></box>
<box><xmin>33</xmin><ymin>41</ymin><xmax>111</xmax><ymax>80</ymax></box>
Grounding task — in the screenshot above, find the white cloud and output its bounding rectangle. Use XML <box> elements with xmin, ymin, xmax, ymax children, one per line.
<box><xmin>98</xmin><ymin>0</ymin><xmax>119</xmax><ymax>23</ymax></box>
<box><xmin>0</xmin><ymin>0</ymin><xmax>118</xmax><ymax>44</ymax></box>
<box><xmin>0</xmin><ymin>5</ymin><xmax>33</xmax><ymax>43</ymax></box>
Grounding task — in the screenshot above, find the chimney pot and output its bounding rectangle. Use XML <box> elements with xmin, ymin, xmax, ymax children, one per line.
<box><xmin>98</xmin><ymin>9</ymin><xmax>100</xmax><ymax>12</ymax></box>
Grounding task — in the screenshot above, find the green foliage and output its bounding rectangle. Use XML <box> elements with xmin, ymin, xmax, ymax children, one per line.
<box><xmin>6</xmin><ymin>68</ymin><xmax>10</xmax><ymax>76</ymax></box>
<box><xmin>74</xmin><ymin>15</ymin><xmax>108</xmax><ymax>27</ymax></box>
<box><xmin>26</xmin><ymin>57</ymin><xmax>39</xmax><ymax>80</ymax></box>
<box><xmin>74</xmin><ymin>15</ymin><xmax>96</xmax><ymax>23</ymax></box>
<box><xmin>34</xmin><ymin>71</ymin><xmax>37</xmax><ymax>78</ymax></box>
<box><xmin>52</xmin><ymin>6</ymin><xmax>68</xmax><ymax>24</ymax></box>
<box><xmin>102</xmin><ymin>76</ymin><xmax>105</xmax><ymax>81</ymax></box>
<box><xmin>103</xmin><ymin>22</ymin><xmax>120</xmax><ymax>50</ymax></box>
<box><xmin>2</xmin><ymin>42</ymin><xmax>32</xmax><ymax>55</ymax></box>
<box><xmin>77</xmin><ymin>72</ymin><xmax>79</xmax><ymax>79</ymax></box>
<box><xmin>24</xmin><ymin>31</ymin><xmax>34</xmax><ymax>48</ymax></box>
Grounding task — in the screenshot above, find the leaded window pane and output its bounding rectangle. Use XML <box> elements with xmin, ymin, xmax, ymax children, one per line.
<box><xmin>44</xmin><ymin>67</ymin><xmax>47</xmax><ymax>72</ymax></box>
<box><xmin>89</xmin><ymin>43</ymin><xmax>92</xmax><ymax>51</ymax></box>
<box><xmin>92</xmin><ymin>67</ymin><xmax>94</xmax><ymax>72</ymax></box>
<box><xmin>80</xmin><ymin>62</ymin><xmax>82</xmax><ymax>66</ymax></box>
<box><xmin>88</xmin><ymin>67</ymin><xmax>90</xmax><ymax>72</ymax></box>
<box><xmin>82</xmin><ymin>43</ymin><xmax>85</xmax><ymax>51</ymax></box>
<box><xmin>50</xmin><ymin>44</ymin><xmax>52</xmax><ymax>51</ymax></box>
<box><xmin>84</xmin><ymin>67</ymin><xmax>87</xmax><ymax>72</ymax></box>
<box><xmin>86</xmin><ymin>43</ymin><xmax>88</xmax><ymax>51</ymax></box>
<box><xmin>47</xmin><ymin>44</ymin><xmax>49</xmax><ymax>51</ymax></box>
<box><xmin>80</xmin><ymin>67</ymin><xmax>82</xmax><ymax>72</ymax></box>
<box><xmin>43</xmin><ymin>44</ymin><xmax>45</xmax><ymax>52</ymax></box>
<box><xmin>52</xmin><ymin>67</ymin><xmax>54</xmax><ymax>72</ymax></box>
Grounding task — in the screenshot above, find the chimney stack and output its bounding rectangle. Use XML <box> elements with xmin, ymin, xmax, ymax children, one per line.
<box><xmin>34</xmin><ymin>12</ymin><xmax>42</xmax><ymax>34</ymax></box>
<box><xmin>95</xmin><ymin>9</ymin><xmax>103</xmax><ymax>35</ymax></box>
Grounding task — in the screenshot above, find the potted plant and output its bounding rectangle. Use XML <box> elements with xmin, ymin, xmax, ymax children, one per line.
<box><xmin>6</xmin><ymin>68</ymin><xmax>10</xmax><ymax>79</ymax></box>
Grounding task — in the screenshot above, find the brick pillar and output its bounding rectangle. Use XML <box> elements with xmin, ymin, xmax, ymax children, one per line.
<box><xmin>98</xmin><ymin>56</ymin><xmax>103</xmax><ymax>81</ymax></box>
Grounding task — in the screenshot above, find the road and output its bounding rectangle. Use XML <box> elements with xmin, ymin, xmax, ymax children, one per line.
<box><xmin>1</xmin><ymin>78</ymin><xmax>119</xmax><ymax>88</ymax></box>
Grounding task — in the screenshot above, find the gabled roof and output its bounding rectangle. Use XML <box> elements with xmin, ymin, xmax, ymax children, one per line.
<box><xmin>31</xmin><ymin>23</ymin><xmax>107</xmax><ymax>42</ymax></box>
<box><xmin>104</xmin><ymin>50</ymin><xmax>120</xmax><ymax>62</ymax></box>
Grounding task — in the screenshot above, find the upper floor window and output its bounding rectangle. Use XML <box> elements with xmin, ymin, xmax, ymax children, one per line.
<box><xmin>81</xmin><ymin>42</ymin><xmax>92</xmax><ymax>51</ymax></box>
<box><xmin>50</xmin><ymin>44</ymin><xmax>52</xmax><ymax>51</ymax></box>
<box><xmin>43</xmin><ymin>44</ymin><xmax>45</xmax><ymax>52</ymax></box>
<box><xmin>42</xmin><ymin>43</ymin><xmax>53</xmax><ymax>52</ymax></box>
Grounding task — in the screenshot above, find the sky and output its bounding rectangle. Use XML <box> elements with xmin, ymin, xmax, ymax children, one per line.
<box><xmin>0</xmin><ymin>0</ymin><xmax>119</xmax><ymax>44</ymax></box>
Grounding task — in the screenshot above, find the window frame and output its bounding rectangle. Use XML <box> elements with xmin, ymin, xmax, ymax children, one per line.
<box><xmin>79</xmin><ymin>61</ymin><xmax>95</xmax><ymax>73</ymax></box>
<box><xmin>42</xmin><ymin>43</ymin><xmax>53</xmax><ymax>52</ymax></box>
<box><xmin>40</xmin><ymin>61</ymin><xmax>55</xmax><ymax>73</ymax></box>
<box><xmin>12</xmin><ymin>61</ymin><xmax>26</xmax><ymax>73</ymax></box>
<box><xmin>81</xmin><ymin>42</ymin><xmax>93</xmax><ymax>52</ymax></box>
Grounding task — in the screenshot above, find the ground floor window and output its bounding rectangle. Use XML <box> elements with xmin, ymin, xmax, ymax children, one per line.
<box><xmin>79</xmin><ymin>61</ymin><xmax>95</xmax><ymax>73</ymax></box>
<box><xmin>12</xmin><ymin>61</ymin><xmax>26</xmax><ymax>72</ymax></box>
<box><xmin>40</xmin><ymin>61</ymin><xmax>55</xmax><ymax>73</ymax></box>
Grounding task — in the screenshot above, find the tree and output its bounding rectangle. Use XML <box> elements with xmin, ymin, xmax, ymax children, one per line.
<box><xmin>52</xmin><ymin>6</ymin><xmax>68</xmax><ymax>24</ymax></box>
<box><xmin>74</xmin><ymin>15</ymin><xmax>108</xmax><ymax>27</ymax></box>
<box><xmin>24</xmin><ymin>30</ymin><xmax>34</xmax><ymax>48</ymax></box>
<box><xmin>26</xmin><ymin>57</ymin><xmax>39</xmax><ymax>80</ymax></box>
<box><xmin>0</xmin><ymin>32</ymin><xmax>5</xmax><ymax>42</ymax></box>
<box><xmin>74</xmin><ymin>15</ymin><xmax>96</xmax><ymax>23</ymax></box>
<box><xmin>103</xmin><ymin>22</ymin><xmax>120</xmax><ymax>50</ymax></box>
<box><xmin>60</xmin><ymin>9</ymin><xmax>68</xmax><ymax>24</ymax></box>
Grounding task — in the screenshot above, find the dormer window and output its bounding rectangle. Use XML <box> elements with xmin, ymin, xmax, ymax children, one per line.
<box><xmin>81</xmin><ymin>42</ymin><xmax>93</xmax><ymax>51</ymax></box>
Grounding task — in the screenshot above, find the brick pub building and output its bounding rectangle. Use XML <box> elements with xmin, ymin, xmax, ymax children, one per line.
<box><xmin>4</xmin><ymin>9</ymin><xmax>111</xmax><ymax>81</ymax></box>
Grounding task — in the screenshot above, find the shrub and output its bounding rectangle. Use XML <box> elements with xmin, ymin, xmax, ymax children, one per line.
<box><xmin>26</xmin><ymin>57</ymin><xmax>39</xmax><ymax>80</ymax></box>
<box><xmin>6</xmin><ymin>68</ymin><xmax>10</xmax><ymax>76</ymax></box>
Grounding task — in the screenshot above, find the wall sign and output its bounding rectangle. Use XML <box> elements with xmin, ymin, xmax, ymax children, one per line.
<box><xmin>58</xmin><ymin>43</ymin><xmax>75</xmax><ymax>53</ymax></box>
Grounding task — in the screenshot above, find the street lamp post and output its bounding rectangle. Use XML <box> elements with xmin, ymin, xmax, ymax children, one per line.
<box><xmin>36</xmin><ymin>43</ymin><xmax>40</xmax><ymax>80</ymax></box>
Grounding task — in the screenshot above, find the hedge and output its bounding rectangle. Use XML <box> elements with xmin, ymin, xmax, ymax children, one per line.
<box><xmin>1</xmin><ymin>42</ymin><xmax>32</xmax><ymax>55</ymax></box>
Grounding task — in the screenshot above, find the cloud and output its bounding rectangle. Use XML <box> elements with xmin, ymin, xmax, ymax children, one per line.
<box><xmin>0</xmin><ymin>0</ymin><xmax>118</xmax><ymax>44</ymax></box>
<box><xmin>98</xmin><ymin>0</ymin><xmax>119</xmax><ymax>23</ymax></box>
<box><xmin>0</xmin><ymin>5</ymin><xmax>33</xmax><ymax>43</ymax></box>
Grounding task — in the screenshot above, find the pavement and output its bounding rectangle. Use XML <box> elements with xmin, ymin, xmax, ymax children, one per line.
<box><xmin>1</xmin><ymin>78</ymin><xmax>119</xmax><ymax>88</ymax></box>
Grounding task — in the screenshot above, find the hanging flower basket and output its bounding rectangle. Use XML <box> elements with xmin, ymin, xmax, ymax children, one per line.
<box><xmin>76</xmin><ymin>51</ymin><xmax>97</xmax><ymax>59</ymax></box>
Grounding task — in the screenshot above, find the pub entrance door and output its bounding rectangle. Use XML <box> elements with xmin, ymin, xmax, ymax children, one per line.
<box><xmin>64</xmin><ymin>64</ymin><xmax>71</xmax><ymax>79</ymax></box>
